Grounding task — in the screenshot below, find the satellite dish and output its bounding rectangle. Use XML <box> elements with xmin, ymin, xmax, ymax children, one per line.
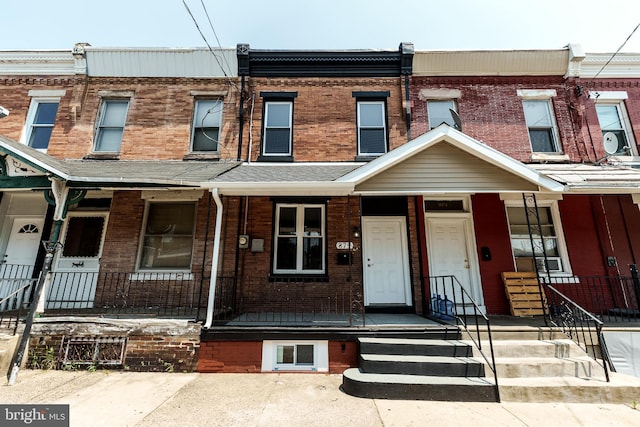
<box><xmin>449</xmin><ymin>109</ymin><xmax>462</xmax><ymax>131</ymax></box>
<box><xmin>603</xmin><ymin>132</ymin><xmax>619</xmax><ymax>155</ymax></box>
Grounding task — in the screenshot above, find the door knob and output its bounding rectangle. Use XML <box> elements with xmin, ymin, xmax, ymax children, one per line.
<box><xmin>464</xmin><ymin>259</ymin><xmax>469</xmax><ymax>269</ymax></box>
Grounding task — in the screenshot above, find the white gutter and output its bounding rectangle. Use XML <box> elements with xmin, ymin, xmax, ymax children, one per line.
<box><xmin>204</xmin><ymin>188</ymin><xmax>223</xmax><ymax>328</ymax></box>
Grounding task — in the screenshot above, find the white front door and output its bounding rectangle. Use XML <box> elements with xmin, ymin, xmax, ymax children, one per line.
<box><xmin>362</xmin><ymin>217</ymin><xmax>412</xmax><ymax>306</ymax></box>
<box><xmin>48</xmin><ymin>212</ymin><xmax>109</xmax><ymax>309</ymax></box>
<box><xmin>0</xmin><ymin>218</ymin><xmax>44</xmax><ymax>309</ymax></box>
<box><xmin>426</xmin><ymin>217</ymin><xmax>484</xmax><ymax>309</ymax></box>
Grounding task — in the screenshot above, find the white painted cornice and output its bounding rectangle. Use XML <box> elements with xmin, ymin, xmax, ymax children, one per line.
<box><xmin>581</xmin><ymin>53</ymin><xmax>640</xmax><ymax>78</ymax></box>
<box><xmin>0</xmin><ymin>50</ymin><xmax>79</xmax><ymax>75</ymax></box>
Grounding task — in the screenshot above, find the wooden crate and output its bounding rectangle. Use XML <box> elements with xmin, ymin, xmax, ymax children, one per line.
<box><xmin>501</xmin><ymin>271</ymin><xmax>547</xmax><ymax>316</ymax></box>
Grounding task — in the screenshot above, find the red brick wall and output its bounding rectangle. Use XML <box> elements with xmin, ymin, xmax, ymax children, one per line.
<box><xmin>197</xmin><ymin>340</ymin><xmax>358</xmax><ymax>373</ymax></box>
<box><xmin>243</xmin><ymin>77</ymin><xmax>408</xmax><ymax>162</ymax></box>
<box><xmin>0</xmin><ymin>75</ymin><xmax>241</xmax><ymax>161</ymax></box>
<box><xmin>410</xmin><ymin>76</ymin><xmax>584</xmax><ymax>163</ymax></box>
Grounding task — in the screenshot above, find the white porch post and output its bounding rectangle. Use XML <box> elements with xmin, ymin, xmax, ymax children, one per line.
<box><xmin>204</xmin><ymin>188</ymin><xmax>223</xmax><ymax>328</ymax></box>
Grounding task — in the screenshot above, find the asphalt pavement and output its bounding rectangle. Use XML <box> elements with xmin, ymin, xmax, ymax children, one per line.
<box><xmin>2</xmin><ymin>370</ymin><xmax>640</xmax><ymax>426</ymax></box>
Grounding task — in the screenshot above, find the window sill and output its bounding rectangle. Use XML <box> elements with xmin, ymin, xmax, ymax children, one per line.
<box><xmin>354</xmin><ymin>155</ymin><xmax>383</xmax><ymax>162</ymax></box>
<box><xmin>268</xmin><ymin>274</ymin><xmax>328</xmax><ymax>283</ymax></box>
<box><xmin>84</xmin><ymin>153</ymin><xmax>120</xmax><ymax>160</ymax></box>
<box><xmin>129</xmin><ymin>272</ymin><xmax>193</xmax><ymax>281</ymax></box>
<box><xmin>183</xmin><ymin>153</ymin><xmax>221</xmax><ymax>161</ymax></box>
<box><xmin>257</xmin><ymin>155</ymin><xmax>294</xmax><ymax>162</ymax></box>
<box><xmin>529</xmin><ymin>153</ymin><xmax>569</xmax><ymax>163</ymax></box>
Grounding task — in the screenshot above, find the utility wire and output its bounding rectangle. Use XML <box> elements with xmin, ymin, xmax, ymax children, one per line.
<box><xmin>181</xmin><ymin>0</ymin><xmax>238</xmax><ymax>90</ymax></box>
<box><xmin>588</xmin><ymin>21</ymin><xmax>640</xmax><ymax>84</ymax></box>
<box><xmin>200</xmin><ymin>0</ymin><xmax>234</xmax><ymax>76</ymax></box>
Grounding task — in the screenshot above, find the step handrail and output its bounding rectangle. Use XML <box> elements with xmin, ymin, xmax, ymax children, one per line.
<box><xmin>0</xmin><ymin>278</ymin><xmax>36</xmax><ymax>334</ymax></box>
<box><xmin>428</xmin><ymin>275</ymin><xmax>500</xmax><ymax>402</ymax></box>
<box><xmin>545</xmin><ymin>284</ymin><xmax>610</xmax><ymax>382</ymax></box>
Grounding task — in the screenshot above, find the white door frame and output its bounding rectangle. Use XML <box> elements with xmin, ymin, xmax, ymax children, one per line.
<box><xmin>425</xmin><ymin>211</ymin><xmax>485</xmax><ymax>309</ymax></box>
<box><xmin>362</xmin><ymin>216</ymin><xmax>412</xmax><ymax>306</ymax></box>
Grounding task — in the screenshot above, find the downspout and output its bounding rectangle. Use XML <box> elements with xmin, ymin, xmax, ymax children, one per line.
<box><xmin>204</xmin><ymin>188</ymin><xmax>223</xmax><ymax>328</ymax></box>
<box><xmin>237</xmin><ymin>76</ymin><xmax>245</xmax><ymax>161</ymax></box>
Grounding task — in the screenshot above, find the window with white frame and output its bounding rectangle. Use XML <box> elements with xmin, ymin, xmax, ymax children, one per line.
<box><xmin>273</xmin><ymin>204</ymin><xmax>325</xmax><ymax>274</ymax></box>
<box><xmin>94</xmin><ymin>99</ymin><xmax>129</xmax><ymax>153</ymax></box>
<box><xmin>357</xmin><ymin>101</ymin><xmax>387</xmax><ymax>156</ymax></box>
<box><xmin>261</xmin><ymin>340</ymin><xmax>328</xmax><ymax>372</ymax></box>
<box><xmin>522</xmin><ymin>100</ymin><xmax>560</xmax><ymax>153</ymax></box>
<box><xmin>139</xmin><ymin>202</ymin><xmax>195</xmax><ymax>270</ymax></box>
<box><xmin>191</xmin><ymin>99</ymin><xmax>222</xmax><ymax>152</ymax></box>
<box><xmin>595</xmin><ymin>105</ymin><xmax>635</xmax><ymax>157</ymax></box>
<box><xmin>24</xmin><ymin>99</ymin><xmax>59</xmax><ymax>150</ymax></box>
<box><xmin>428</xmin><ymin>100</ymin><xmax>456</xmax><ymax>129</ymax></box>
<box><xmin>505</xmin><ymin>201</ymin><xmax>570</xmax><ymax>274</ymax></box>
<box><xmin>263</xmin><ymin>101</ymin><xmax>293</xmax><ymax>156</ymax></box>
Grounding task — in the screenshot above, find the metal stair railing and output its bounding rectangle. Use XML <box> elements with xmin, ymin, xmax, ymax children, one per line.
<box><xmin>0</xmin><ymin>278</ymin><xmax>36</xmax><ymax>334</ymax></box>
<box><xmin>429</xmin><ymin>275</ymin><xmax>500</xmax><ymax>402</ymax></box>
<box><xmin>544</xmin><ymin>283</ymin><xmax>610</xmax><ymax>382</ymax></box>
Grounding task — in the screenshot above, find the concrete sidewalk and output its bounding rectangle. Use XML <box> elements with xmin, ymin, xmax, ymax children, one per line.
<box><xmin>2</xmin><ymin>370</ymin><xmax>640</xmax><ymax>426</ymax></box>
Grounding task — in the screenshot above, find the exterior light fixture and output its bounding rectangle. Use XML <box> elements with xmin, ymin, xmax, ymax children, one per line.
<box><xmin>0</xmin><ymin>105</ymin><xmax>9</xmax><ymax>118</ymax></box>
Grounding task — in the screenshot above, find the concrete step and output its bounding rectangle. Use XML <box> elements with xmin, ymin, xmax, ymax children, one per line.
<box><xmin>498</xmin><ymin>372</ymin><xmax>640</xmax><ymax>403</ymax></box>
<box><xmin>359</xmin><ymin>337</ymin><xmax>472</xmax><ymax>357</ymax></box>
<box><xmin>360</xmin><ymin>354</ymin><xmax>485</xmax><ymax>377</ymax></box>
<box><xmin>489</xmin><ymin>356</ymin><xmax>598</xmax><ymax>378</ymax></box>
<box><xmin>469</xmin><ymin>339</ymin><xmax>582</xmax><ymax>358</ymax></box>
<box><xmin>342</xmin><ymin>368</ymin><xmax>498</xmax><ymax>402</ymax></box>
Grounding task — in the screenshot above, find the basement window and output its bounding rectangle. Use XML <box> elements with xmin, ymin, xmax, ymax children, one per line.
<box><xmin>261</xmin><ymin>340</ymin><xmax>328</xmax><ymax>372</ymax></box>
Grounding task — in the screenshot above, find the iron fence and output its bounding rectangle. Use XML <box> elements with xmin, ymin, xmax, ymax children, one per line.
<box><xmin>211</xmin><ymin>274</ymin><xmax>365</xmax><ymax>326</ymax></box>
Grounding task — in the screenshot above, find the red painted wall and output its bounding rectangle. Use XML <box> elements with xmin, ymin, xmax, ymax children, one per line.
<box><xmin>198</xmin><ymin>340</ymin><xmax>358</xmax><ymax>374</ymax></box>
<box><xmin>471</xmin><ymin>194</ymin><xmax>515</xmax><ymax>315</ymax></box>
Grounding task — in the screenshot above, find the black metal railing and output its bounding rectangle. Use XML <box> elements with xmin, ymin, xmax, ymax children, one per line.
<box><xmin>0</xmin><ymin>277</ymin><xmax>36</xmax><ymax>334</ymax></box>
<box><xmin>211</xmin><ymin>274</ymin><xmax>365</xmax><ymax>327</ymax></box>
<box><xmin>44</xmin><ymin>271</ymin><xmax>208</xmax><ymax>318</ymax></box>
<box><xmin>428</xmin><ymin>275</ymin><xmax>500</xmax><ymax>402</ymax></box>
<box><xmin>545</xmin><ymin>284</ymin><xmax>610</xmax><ymax>382</ymax></box>
<box><xmin>540</xmin><ymin>273</ymin><xmax>640</xmax><ymax>323</ymax></box>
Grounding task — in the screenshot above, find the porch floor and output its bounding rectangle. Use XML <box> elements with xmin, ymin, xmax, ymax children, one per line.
<box><xmin>224</xmin><ymin>312</ymin><xmax>440</xmax><ymax>328</ymax></box>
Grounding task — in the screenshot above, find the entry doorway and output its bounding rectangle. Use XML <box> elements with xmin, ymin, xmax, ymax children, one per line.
<box><xmin>362</xmin><ymin>216</ymin><xmax>412</xmax><ymax>307</ymax></box>
<box><xmin>425</xmin><ymin>215</ymin><xmax>484</xmax><ymax>312</ymax></box>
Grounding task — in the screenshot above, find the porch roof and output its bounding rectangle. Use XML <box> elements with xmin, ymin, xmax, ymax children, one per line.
<box><xmin>531</xmin><ymin>163</ymin><xmax>640</xmax><ymax>193</ymax></box>
<box><xmin>337</xmin><ymin>125</ymin><xmax>566</xmax><ymax>194</ymax></box>
<box><xmin>0</xmin><ymin>134</ymin><xmax>240</xmax><ymax>188</ymax></box>
<box><xmin>210</xmin><ymin>162</ymin><xmax>361</xmax><ymax>195</ymax></box>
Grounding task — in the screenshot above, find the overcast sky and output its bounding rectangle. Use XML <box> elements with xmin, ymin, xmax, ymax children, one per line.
<box><xmin>1</xmin><ymin>0</ymin><xmax>639</xmax><ymax>53</ymax></box>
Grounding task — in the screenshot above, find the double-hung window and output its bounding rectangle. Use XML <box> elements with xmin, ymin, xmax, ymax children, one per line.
<box><xmin>139</xmin><ymin>202</ymin><xmax>195</xmax><ymax>270</ymax></box>
<box><xmin>428</xmin><ymin>100</ymin><xmax>457</xmax><ymax>129</ymax></box>
<box><xmin>260</xmin><ymin>92</ymin><xmax>297</xmax><ymax>160</ymax></box>
<box><xmin>505</xmin><ymin>199</ymin><xmax>571</xmax><ymax>274</ymax></box>
<box><xmin>273</xmin><ymin>204</ymin><xmax>325</xmax><ymax>274</ymax></box>
<box><xmin>22</xmin><ymin>90</ymin><xmax>65</xmax><ymax>151</ymax></box>
<box><xmin>591</xmin><ymin>92</ymin><xmax>636</xmax><ymax>156</ymax></box>
<box><xmin>354</xmin><ymin>91</ymin><xmax>389</xmax><ymax>157</ymax></box>
<box><xmin>518</xmin><ymin>89</ymin><xmax>561</xmax><ymax>154</ymax></box>
<box><xmin>191</xmin><ymin>99</ymin><xmax>223</xmax><ymax>152</ymax></box>
<box><xmin>522</xmin><ymin>100</ymin><xmax>560</xmax><ymax>153</ymax></box>
<box><xmin>94</xmin><ymin>99</ymin><xmax>129</xmax><ymax>153</ymax></box>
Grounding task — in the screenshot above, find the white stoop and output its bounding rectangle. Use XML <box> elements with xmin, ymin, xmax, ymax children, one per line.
<box><xmin>468</xmin><ymin>334</ymin><xmax>640</xmax><ymax>403</ymax></box>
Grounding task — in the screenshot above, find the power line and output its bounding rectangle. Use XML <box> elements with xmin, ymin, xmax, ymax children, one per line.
<box><xmin>181</xmin><ymin>0</ymin><xmax>237</xmax><ymax>89</ymax></box>
<box><xmin>588</xmin><ymin>21</ymin><xmax>640</xmax><ymax>84</ymax></box>
<box><xmin>199</xmin><ymin>0</ymin><xmax>234</xmax><ymax>76</ymax></box>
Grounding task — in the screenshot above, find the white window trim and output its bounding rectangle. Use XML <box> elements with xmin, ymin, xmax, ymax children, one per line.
<box><xmin>53</xmin><ymin>212</ymin><xmax>109</xmax><ymax>272</ymax></box>
<box><xmin>191</xmin><ymin>99</ymin><xmax>223</xmax><ymax>153</ymax></box>
<box><xmin>517</xmin><ymin>89</ymin><xmax>557</xmax><ymax>99</ymax></box>
<box><xmin>356</xmin><ymin>100</ymin><xmax>387</xmax><ymax>156</ymax></box>
<box><xmin>20</xmin><ymin>96</ymin><xmax>62</xmax><ymax>151</ymax></box>
<box><xmin>591</xmin><ymin>92</ymin><xmax>637</xmax><ymax>158</ymax></box>
<box><xmin>522</xmin><ymin>99</ymin><xmax>562</xmax><ymax>153</ymax></box>
<box><xmin>273</xmin><ymin>203</ymin><xmax>325</xmax><ymax>274</ymax></box>
<box><xmin>135</xmin><ymin>200</ymin><xmax>196</xmax><ymax>273</ymax></box>
<box><xmin>261</xmin><ymin>340</ymin><xmax>328</xmax><ymax>372</ymax></box>
<box><xmin>93</xmin><ymin>98</ymin><xmax>130</xmax><ymax>153</ymax></box>
<box><xmin>503</xmin><ymin>198</ymin><xmax>573</xmax><ymax>277</ymax></box>
<box><xmin>263</xmin><ymin>101</ymin><xmax>293</xmax><ymax>156</ymax></box>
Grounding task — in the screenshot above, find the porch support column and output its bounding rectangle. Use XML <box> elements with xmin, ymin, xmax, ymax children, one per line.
<box><xmin>204</xmin><ymin>188</ymin><xmax>223</xmax><ymax>328</ymax></box>
<box><xmin>8</xmin><ymin>178</ymin><xmax>69</xmax><ymax>385</ymax></box>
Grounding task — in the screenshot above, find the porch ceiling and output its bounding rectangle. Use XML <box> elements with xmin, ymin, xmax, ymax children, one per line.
<box><xmin>339</xmin><ymin>125</ymin><xmax>565</xmax><ymax>194</ymax></box>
